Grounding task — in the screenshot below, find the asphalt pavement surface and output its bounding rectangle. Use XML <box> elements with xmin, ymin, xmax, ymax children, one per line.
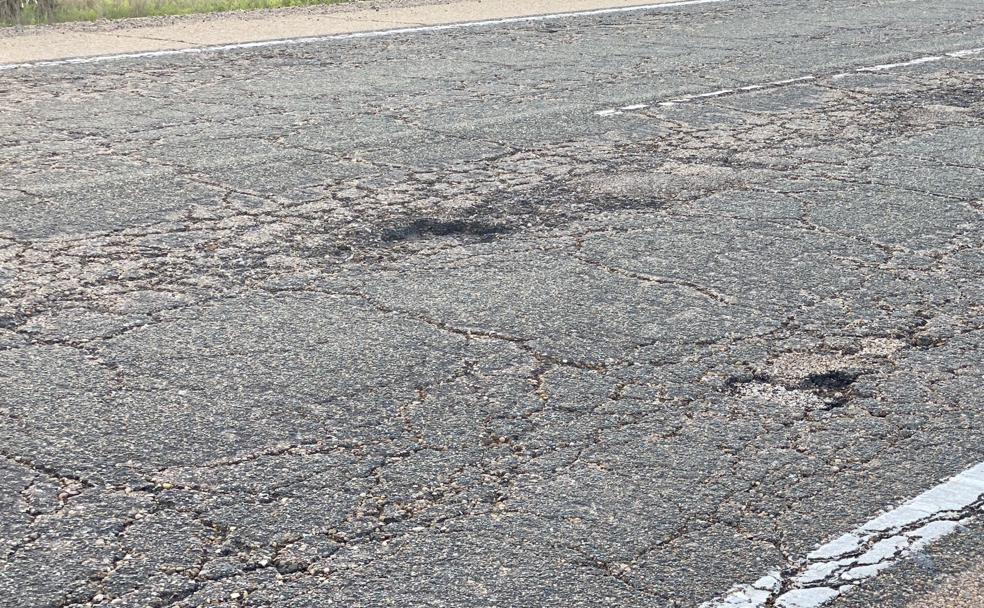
<box><xmin>1</xmin><ymin>0</ymin><xmax>983</xmax><ymax>606</ymax></box>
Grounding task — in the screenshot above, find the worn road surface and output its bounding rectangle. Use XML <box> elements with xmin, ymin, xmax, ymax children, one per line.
<box><xmin>1</xmin><ymin>0</ymin><xmax>983</xmax><ymax>606</ymax></box>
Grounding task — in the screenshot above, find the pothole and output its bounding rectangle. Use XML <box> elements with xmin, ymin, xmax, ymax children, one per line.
<box><xmin>724</xmin><ymin>352</ymin><xmax>871</xmax><ymax>409</ymax></box>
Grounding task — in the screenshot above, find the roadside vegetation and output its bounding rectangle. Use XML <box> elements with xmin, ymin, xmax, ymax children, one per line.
<box><xmin>1</xmin><ymin>0</ymin><xmax>342</xmax><ymax>25</ymax></box>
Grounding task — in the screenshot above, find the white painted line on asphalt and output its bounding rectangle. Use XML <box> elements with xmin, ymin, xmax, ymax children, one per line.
<box><xmin>0</xmin><ymin>0</ymin><xmax>728</xmax><ymax>71</ymax></box>
<box><xmin>946</xmin><ymin>46</ymin><xmax>984</xmax><ymax>58</ymax></box>
<box><xmin>700</xmin><ymin>461</ymin><xmax>984</xmax><ymax>608</ymax></box>
<box><xmin>597</xmin><ymin>76</ymin><xmax>815</xmax><ymax>114</ymax></box>
<box><xmin>683</xmin><ymin>87</ymin><xmax>735</xmax><ymax>99</ymax></box>
<box><xmin>763</xmin><ymin>76</ymin><xmax>817</xmax><ymax>86</ymax></box>
<box><xmin>594</xmin><ymin>46</ymin><xmax>984</xmax><ymax>117</ymax></box>
<box><xmin>857</xmin><ymin>55</ymin><xmax>943</xmax><ymax>72</ymax></box>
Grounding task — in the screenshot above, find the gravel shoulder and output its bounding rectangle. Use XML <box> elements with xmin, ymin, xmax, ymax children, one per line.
<box><xmin>0</xmin><ymin>0</ymin><xmax>682</xmax><ymax>63</ymax></box>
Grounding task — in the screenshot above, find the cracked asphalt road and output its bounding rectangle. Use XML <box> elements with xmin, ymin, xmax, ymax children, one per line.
<box><xmin>1</xmin><ymin>0</ymin><xmax>983</xmax><ymax>606</ymax></box>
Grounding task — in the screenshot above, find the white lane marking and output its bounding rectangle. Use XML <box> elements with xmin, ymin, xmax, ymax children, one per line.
<box><xmin>594</xmin><ymin>46</ymin><xmax>984</xmax><ymax>116</ymax></box>
<box><xmin>761</xmin><ymin>76</ymin><xmax>817</xmax><ymax>86</ymax></box>
<box><xmin>857</xmin><ymin>55</ymin><xmax>943</xmax><ymax>72</ymax></box>
<box><xmin>700</xmin><ymin>461</ymin><xmax>984</xmax><ymax>608</ymax></box>
<box><xmin>947</xmin><ymin>46</ymin><xmax>984</xmax><ymax>58</ymax></box>
<box><xmin>599</xmin><ymin>76</ymin><xmax>815</xmax><ymax>113</ymax></box>
<box><xmin>0</xmin><ymin>0</ymin><xmax>728</xmax><ymax>71</ymax></box>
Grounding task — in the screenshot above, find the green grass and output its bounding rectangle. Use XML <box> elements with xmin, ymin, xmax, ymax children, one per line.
<box><xmin>2</xmin><ymin>0</ymin><xmax>344</xmax><ymax>25</ymax></box>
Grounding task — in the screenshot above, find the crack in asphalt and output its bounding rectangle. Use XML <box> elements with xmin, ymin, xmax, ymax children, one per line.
<box><xmin>704</xmin><ymin>463</ymin><xmax>984</xmax><ymax>608</ymax></box>
<box><xmin>1</xmin><ymin>3</ymin><xmax>983</xmax><ymax>606</ymax></box>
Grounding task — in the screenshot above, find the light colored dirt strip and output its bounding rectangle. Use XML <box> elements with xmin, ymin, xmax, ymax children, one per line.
<box><xmin>0</xmin><ymin>0</ymin><xmax>726</xmax><ymax>66</ymax></box>
<box><xmin>701</xmin><ymin>462</ymin><xmax>984</xmax><ymax>608</ymax></box>
<box><xmin>594</xmin><ymin>47</ymin><xmax>984</xmax><ymax>116</ymax></box>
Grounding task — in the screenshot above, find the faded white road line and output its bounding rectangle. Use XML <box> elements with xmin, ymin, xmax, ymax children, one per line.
<box><xmin>701</xmin><ymin>461</ymin><xmax>984</xmax><ymax>608</ymax></box>
<box><xmin>0</xmin><ymin>0</ymin><xmax>728</xmax><ymax>71</ymax></box>
<box><xmin>594</xmin><ymin>46</ymin><xmax>984</xmax><ymax>116</ymax></box>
